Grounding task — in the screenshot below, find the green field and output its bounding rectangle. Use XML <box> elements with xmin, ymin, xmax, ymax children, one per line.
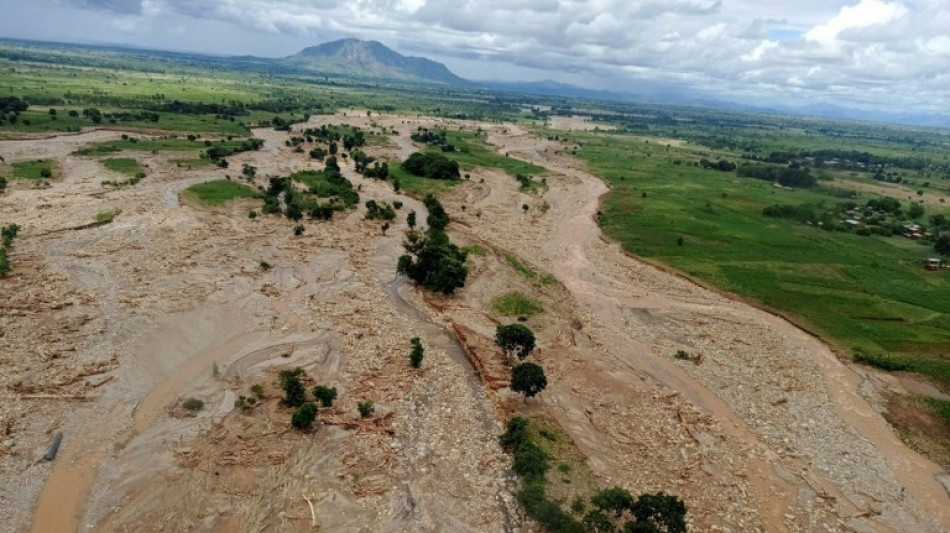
<box><xmin>493</xmin><ymin>291</ymin><xmax>544</xmax><ymax>317</ymax></box>
<box><xmin>9</xmin><ymin>159</ymin><xmax>55</xmax><ymax>180</ymax></box>
<box><xmin>432</xmin><ymin>131</ymin><xmax>546</xmax><ymax>177</ymax></box>
<box><xmin>102</xmin><ymin>157</ymin><xmax>144</xmax><ymax>176</ymax></box>
<box><xmin>572</xmin><ymin>130</ymin><xmax>950</xmax><ymax>385</ymax></box>
<box><xmin>185</xmin><ymin>179</ymin><xmax>258</xmax><ymax>205</ymax></box>
<box><xmin>388</xmin><ymin>165</ymin><xmax>458</xmax><ymax>197</ymax></box>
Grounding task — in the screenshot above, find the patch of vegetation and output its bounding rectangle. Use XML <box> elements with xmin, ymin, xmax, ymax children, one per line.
<box><xmin>313</xmin><ymin>385</ymin><xmax>338</xmax><ymax>408</ymax></box>
<box><xmin>185</xmin><ymin>179</ymin><xmax>259</xmax><ymax>205</ymax></box>
<box><xmin>415</xmin><ymin>128</ymin><xmax>546</xmax><ymax>177</ymax></box>
<box><xmin>493</xmin><ymin>291</ymin><xmax>544</xmax><ymax>318</ymax></box>
<box><xmin>397</xmin><ymin>195</ymin><xmax>469</xmax><ymax>294</ymax></box>
<box><xmin>0</xmin><ymin>223</ymin><xmax>19</xmax><ymax>277</ymax></box>
<box><xmin>357</xmin><ymin>401</ymin><xmax>375</xmax><ymax>418</ymax></box>
<box><xmin>94</xmin><ymin>210</ymin><xmax>116</xmax><ymax>224</ymax></box>
<box><xmin>102</xmin><ymin>157</ymin><xmax>144</xmax><ymax>176</ymax></box>
<box><xmin>365</xmin><ymin>199</ymin><xmax>397</xmax><ymax>221</ymax></box>
<box><xmin>11</xmin><ymin>159</ymin><xmax>54</xmax><ymax>180</ymax></box>
<box><xmin>291</xmin><ymin>402</ymin><xmax>318</xmax><ymax>430</ymax></box>
<box><xmin>409</xmin><ymin>337</ymin><xmax>424</xmax><ymax>369</ymax></box>
<box><xmin>181</xmin><ymin>397</ymin><xmax>204</xmax><ymax>412</ymax></box>
<box><xmin>387</xmin><ymin>165</ymin><xmax>457</xmax><ymax>197</ymax></box>
<box><xmin>504</xmin><ymin>253</ymin><xmax>556</xmax><ymax>286</ymax></box>
<box><xmin>402</xmin><ymin>151</ymin><xmax>461</xmax><ymax>181</ymax></box>
<box><xmin>279</xmin><ymin>367</ymin><xmax>306</xmax><ymax>408</ymax></box>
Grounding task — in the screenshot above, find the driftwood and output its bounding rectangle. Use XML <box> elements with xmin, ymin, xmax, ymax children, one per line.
<box><xmin>20</xmin><ymin>394</ymin><xmax>96</xmax><ymax>401</ymax></box>
<box><xmin>303</xmin><ymin>495</ymin><xmax>317</xmax><ymax>527</ymax></box>
<box><xmin>44</xmin><ymin>432</ymin><xmax>63</xmax><ymax>461</ymax></box>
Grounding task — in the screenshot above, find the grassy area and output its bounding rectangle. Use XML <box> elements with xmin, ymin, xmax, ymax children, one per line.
<box><xmin>74</xmin><ymin>137</ymin><xmax>251</xmax><ymax>156</ymax></box>
<box><xmin>389</xmin><ymin>165</ymin><xmax>457</xmax><ymax>197</ymax></box>
<box><xmin>431</xmin><ymin>130</ymin><xmax>546</xmax><ymax>177</ymax></box>
<box><xmin>505</xmin><ymin>252</ymin><xmax>556</xmax><ymax>286</ymax></box>
<box><xmin>572</xmin><ymin>130</ymin><xmax>950</xmax><ymax>386</ymax></box>
<box><xmin>185</xmin><ymin>179</ymin><xmax>258</xmax><ymax>205</ymax></box>
<box><xmin>493</xmin><ymin>291</ymin><xmax>544</xmax><ymax>317</ymax></box>
<box><xmin>10</xmin><ymin>159</ymin><xmax>55</xmax><ymax>180</ymax></box>
<box><xmin>94</xmin><ymin>210</ymin><xmax>115</xmax><ymax>224</ymax></box>
<box><xmin>101</xmin><ymin>157</ymin><xmax>144</xmax><ymax>176</ymax></box>
<box><xmin>0</xmin><ymin>108</ymin><xmax>251</xmax><ymax>136</ymax></box>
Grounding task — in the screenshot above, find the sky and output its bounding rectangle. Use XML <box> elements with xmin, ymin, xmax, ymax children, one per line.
<box><xmin>0</xmin><ymin>0</ymin><xmax>948</xmax><ymax>114</ymax></box>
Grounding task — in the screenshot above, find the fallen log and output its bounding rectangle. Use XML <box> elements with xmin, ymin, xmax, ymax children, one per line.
<box><xmin>44</xmin><ymin>432</ymin><xmax>63</xmax><ymax>461</ymax></box>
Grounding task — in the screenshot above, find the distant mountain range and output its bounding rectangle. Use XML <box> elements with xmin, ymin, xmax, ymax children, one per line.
<box><xmin>277</xmin><ymin>38</ymin><xmax>466</xmax><ymax>85</ymax></box>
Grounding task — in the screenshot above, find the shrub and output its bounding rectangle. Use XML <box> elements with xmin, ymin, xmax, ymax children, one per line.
<box><xmin>404</xmin><ymin>337</ymin><xmax>423</xmax><ymax>369</ymax></box>
<box><xmin>629</xmin><ymin>492</ymin><xmax>687</xmax><ymax>533</ymax></box>
<box><xmin>313</xmin><ymin>385</ymin><xmax>338</xmax><ymax>407</ymax></box>
<box><xmin>357</xmin><ymin>401</ymin><xmax>375</xmax><ymax>418</ymax></box>
<box><xmin>250</xmin><ymin>384</ymin><xmax>265</xmax><ymax>398</ymax></box>
<box><xmin>592</xmin><ymin>487</ymin><xmax>635</xmax><ymax>517</ymax></box>
<box><xmin>182</xmin><ymin>397</ymin><xmax>204</xmax><ymax>411</ymax></box>
<box><xmin>280</xmin><ymin>368</ymin><xmax>306</xmax><ymax>407</ymax></box>
<box><xmin>291</xmin><ymin>402</ymin><xmax>318</xmax><ymax>430</ymax></box>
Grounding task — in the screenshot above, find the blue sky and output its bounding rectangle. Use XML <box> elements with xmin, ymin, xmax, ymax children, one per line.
<box><xmin>1</xmin><ymin>1</ymin><xmax>948</xmax><ymax>113</ymax></box>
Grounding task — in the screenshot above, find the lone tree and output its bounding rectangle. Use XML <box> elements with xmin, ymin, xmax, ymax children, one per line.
<box><xmin>279</xmin><ymin>368</ymin><xmax>306</xmax><ymax>407</ymax></box>
<box><xmin>313</xmin><ymin>385</ymin><xmax>337</xmax><ymax>407</ymax></box>
<box><xmin>629</xmin><ymin>492</ymin><xmax>687</xmax><ymax>533</ymax></box>
<box><xmin>409</xmin><ymin>337</ymin><xmax>424</xmax><ymax>368</ymax></box>
<box><xmin>511</xmin><ymin>363</ymin><xmax>547</xmax><ymax>401</ymax></box>
<box><xmin>592</xmin><ymin>487</ymin><xmax>635</xmax><ymax>517</ymax></box>
<box><xmin>495</xmin><ymin>324</ymin><xmax>536</xmax><ymax>360</ymax></box>
<box><xmin>291</xmin><ymin>402</ymin><xmax>317</xmax><ymax>430</ymax></box>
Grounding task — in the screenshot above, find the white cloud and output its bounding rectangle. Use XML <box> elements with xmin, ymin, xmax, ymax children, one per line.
<box><xmin>805</xmin><ymin>0</ymin><xmax>908</xmax><ymax>44</ymax></box>
<box><xmin>3</xmin><ymin>0</ymin><xmax>949</xmax><ymax>113</ymax></box>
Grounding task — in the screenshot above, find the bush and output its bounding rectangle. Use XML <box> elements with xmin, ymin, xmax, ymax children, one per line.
<box><xmin>496</xmin><ymin>324</ymin><xmax>536</xmax><ymax>359</ymax></box>
<box><xmin>629</xmin><ymin>492</ymin><xmax>687</xmax><ymax>533</ymax></box>
<box><xmin>358</xmin><ymin>401</ymin><xmax>375</xmax><ymax>418</ymax></box>
<box><xmin>592</xmin><ymin>487</ymin><xmax>635</xmax><ymax>517</ymax></box>
<box><xmin>280</xmin><ymin>368</ymin><xmax>306</xmax><ymax>407</ymax></box>
<box><xmin>291</xmin><ymin>402</ymin><xmax>318</xmax><ymax>430</ymax></box>
<box><xmin>182</xmin><ymin>397</ymin><xmax>204</xmax><ymax>411</ymax></box>
<box><xmin>401</xmin><ymin>151</ymin><xmax>460</xmax><ymax>181</ymax></box>
<box><xmin>409</xmin><ymin>337</ymin><xmax>424</xmax><ymax>368</ymax></box>
<box><xmin>313</xmin><ymin>385</ymin><xmax>338</xmax><ymax>407</ymax></box>
<box><xmin>397</xmin><ymin>221</ymin><xmax>468</xmax><ymax>295</ymax></box>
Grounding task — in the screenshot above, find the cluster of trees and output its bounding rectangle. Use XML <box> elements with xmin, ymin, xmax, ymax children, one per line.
<box><xmin>365</xmin><ymin>199</ymin><xmax>396</xmax><ymax>221</ymax></box>
<box><xmin>1</xmin><ymin>223</ymin><xmax>20</xmax><ymax>277</ymax></box>
<box><xmin>495</xmin><ymin>324</ymin><xmax>547</xmax><ymax>401</ymax></box>
<box><xmin>206</xmin><ymin>138</ymin><xmax>265</xmax><ymax>164</ymax></box>
<box><xmin>698</xmin><ymin>159</ymin><xmax>736</xmax><ymax>172</ymax></box>
<box><xmin>279</xmin><ymin>368</ymin><xmax>340</xmax><ymax>431</ymax></box>
<box><xmin>302</xmin><ymin>125</ymin><xmax>366</xmax><ymax>150</ymax></box>
<box><xmin>737</xmin><ymin>162</ymin><xmax>816</xmax><ymax>188</ymax></box>
<box><xmin>754</xmin><ymin>148</ymin><xmax>935</xmax><ymax>173</ymax></box>
<box><xmin>0</xmin><ymin>96</ymin><xmax>29</xmax><ymax>126</ymax></box>
<box><xmin>410</xmin><ymin>128</ymin><xmax>456</xmax><ymax>152</ymax></box>
<box><xmin>501</xmin><ymin>416</ymin><xmax>687</xmax><ymax>533</ymax></box>
<box><xmin>397</xmin><ymin>194</ymin><xmax>468</xmax><ymax>294</ymax></box>
<box><xmin>402</xmin><ymin>152</ymin><xmax>460</xmax><ymax>181</ymax></box>
<box><xmin>262</xmin><ymin>164</ymin><xmax>357</xmax><ymax>223</ymax></box>
<box><xmin>763</xmin><ymin>197</ymin><xmax>939</xmax><ymax>240</ymax></box>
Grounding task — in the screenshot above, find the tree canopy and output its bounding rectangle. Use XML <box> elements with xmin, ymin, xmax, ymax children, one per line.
<box><xmin>511</xmin><ymin>362</ymin><xmax>547</xmax><ymax>399</ymax></box>
<box><xmin>495</xmin><ymin>324</ymin><xmax>536</xmax><ymax>360</ymax></box>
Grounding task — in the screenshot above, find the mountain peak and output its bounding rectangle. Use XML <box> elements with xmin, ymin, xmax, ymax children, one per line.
<box><xmin>285</xmin><ymin>39</ymin><xmax>465</xmax><ymax>85</ymax></box>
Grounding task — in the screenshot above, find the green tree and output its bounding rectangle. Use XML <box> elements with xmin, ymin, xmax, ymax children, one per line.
<box><xmin>358</xmin><ymin>401</ymin><xmax>375</xmax><ymax>418</ymax></box>
<box><xmin>407</xmin><ymin>210</ymin><xmax>416</xmax><ymax>229</ymax></box>
<box><xmin>909</xmin><ymin>202</ymin><xmax>925</xmax><ymax>219</ymax></box>
<box><xmin>0</xmin><ymin>247</ymin><xmax>9</xmax><ymax>277</ymax></box>
<box><xmin>583</xmin><ymin>510</ymin><xmax>618</xmax><ymax>533</ymax></box>
<box><xmin>495</xmin><ymin>324</ymin><xmax>536</xmax><ymax>360</ymax></box>
<box><xmin>313</xmin><ymin>385</ymin><xmax>337</xmax><ymax>407</ymax></box>
<box><xmin>592</xmin><ymin>487</ymin><xmax>635</xmax><ymax>517</ymax></box>
<box><xmin>935</xmin><ymin>234</ymin><xmax>950</xmax><ymax>256</ymax></box>
<box><xmin>280</xmin><ymin>368</ymin><xmax>306</xmax><ymax>407</ymax></box>
<box><xmin>291</xmin><ymin>402</ymin><xmax>318</xmax><ymax>430</ymax></box>
<box><xmin>511</xmin><ymin>363</ymin><xmax>547</xmax><ymax>400</ymax></box>
<box><xmin>409</xmin><ymin>337</ymin><xmax>424</xmax><ymax>368</ymax></box>
<box><xmin>397</xmin><ymin>228</ymin><xmax>468</xmax><ymax>294</ymax></box>
<box><xmin>629</xmin><ymin>493</ymin><xmax>687</xmax><ymax>533</ymax></box>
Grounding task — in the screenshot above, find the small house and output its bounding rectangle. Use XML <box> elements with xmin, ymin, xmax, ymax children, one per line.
<box><xmin>927</xmin><ymin>258</ymin><xmax>943</xmax><ymax>271</ymax></box>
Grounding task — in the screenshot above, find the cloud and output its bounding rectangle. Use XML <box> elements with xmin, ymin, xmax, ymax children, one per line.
<box><xmin>15</xmin><ymin>0</ymin><xmax>950</xmax><ymax>112</ymax></box>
